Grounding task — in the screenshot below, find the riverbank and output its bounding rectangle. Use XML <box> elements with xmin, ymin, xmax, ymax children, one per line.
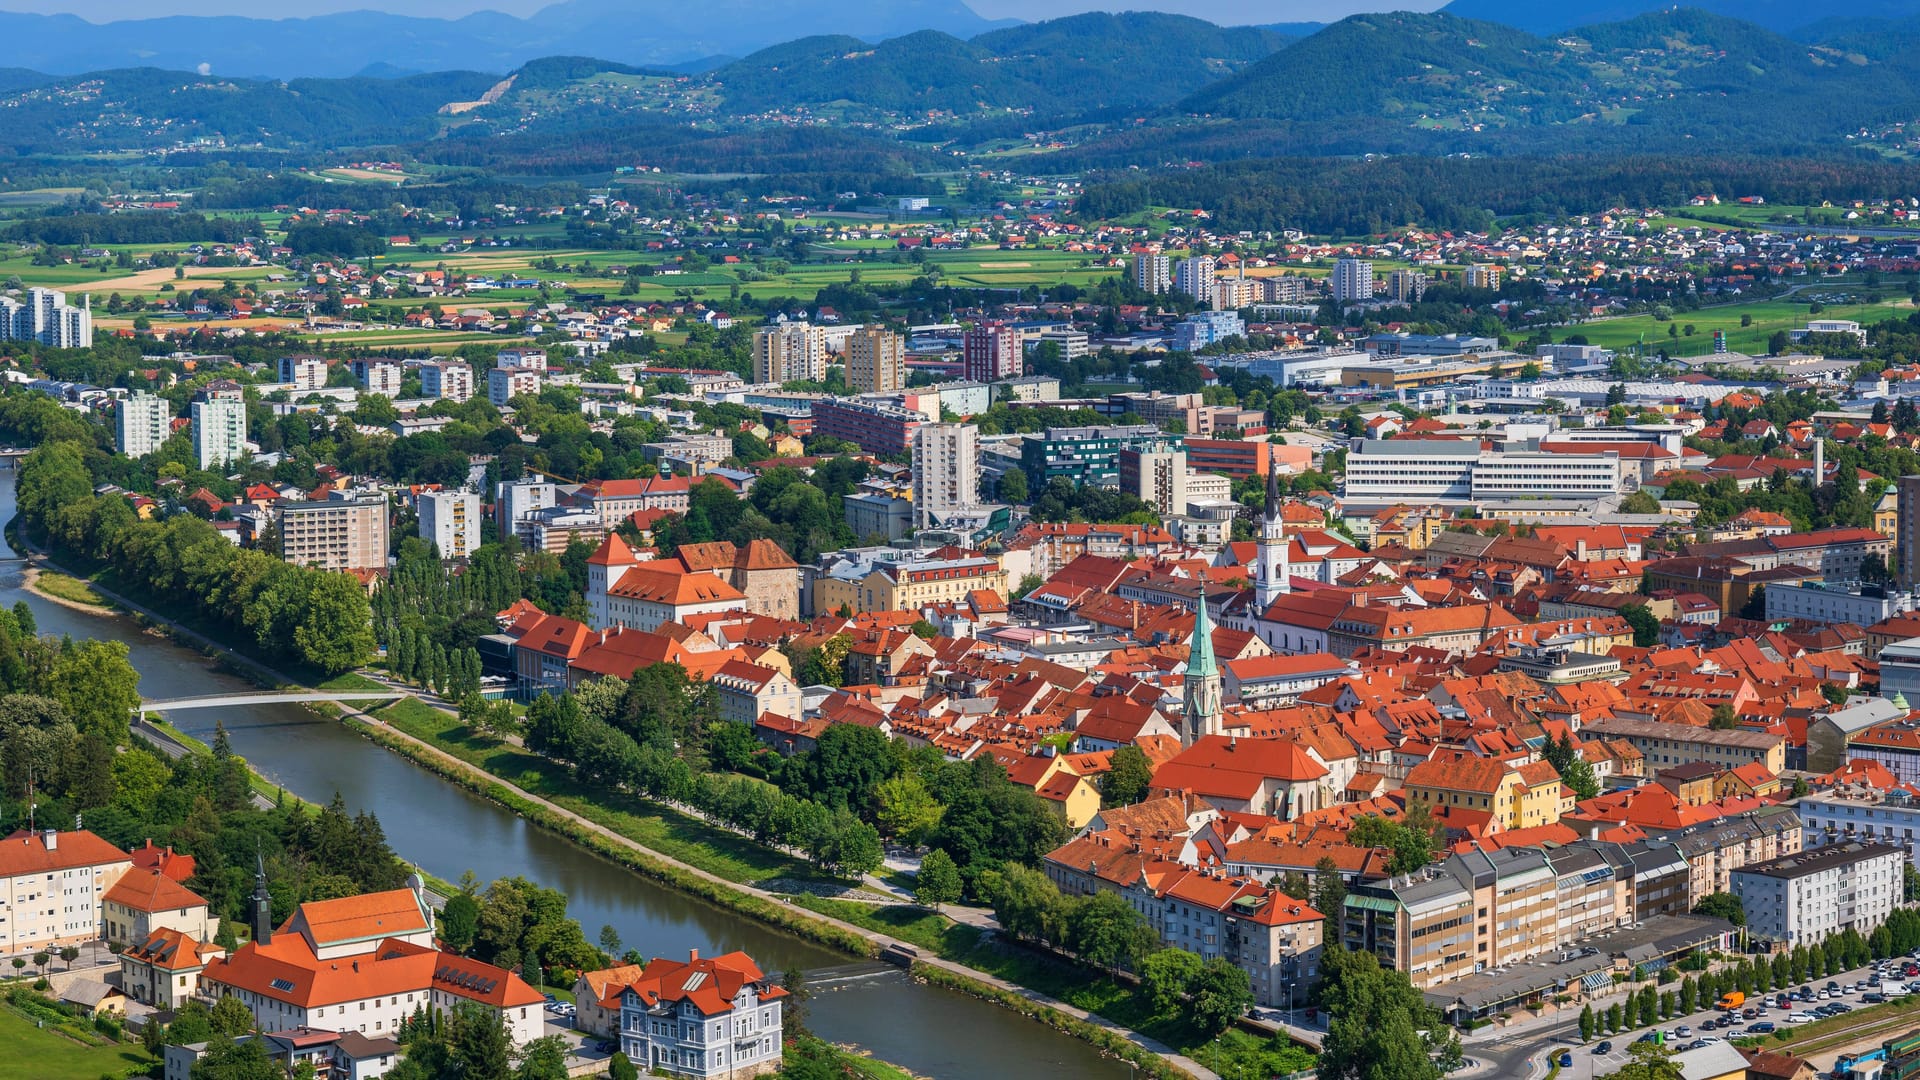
<box><xmin>20</xmin><ymin>567</ymin><xmax>111</xmax><ymax>613</ymax></box>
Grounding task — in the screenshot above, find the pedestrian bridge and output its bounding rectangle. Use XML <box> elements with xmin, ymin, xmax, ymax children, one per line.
<box><xmin>139</xmin><ymin>691</ymin><xmax>406</xmax><ymax>712</ymax></box>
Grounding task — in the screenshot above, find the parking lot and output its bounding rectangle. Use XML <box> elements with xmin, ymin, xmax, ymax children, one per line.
<box><xmin>1542</xmin><ymin>954</ymin><xmax>1920</xmax><ymax>1080</ymax></box>
<box><xmin>538</xmin><ymin>995</ymin><xmax>619</xmax><ymax>1071</ymax></box>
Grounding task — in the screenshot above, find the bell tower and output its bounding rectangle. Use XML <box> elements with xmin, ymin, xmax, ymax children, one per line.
<box><xmin>1183</xmin><ymin>600</ymin><xmax>1223</xmax><ymax>745</ymax></box>
<box><xmin>1254</xmin><ymin>467</ymin><xmax>1291</xmax><ymax>609</ymax></box>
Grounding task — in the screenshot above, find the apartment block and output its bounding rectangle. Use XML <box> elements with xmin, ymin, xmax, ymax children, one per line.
<box><xmin>418</xmin><ymin>490</ymin><xmax>481</xmax><ymax>560</ymax></box>
<box><xmin>1731</xmin><ymin>841</ymin><xmax>1905</xmax><ymax>946</ymax></box>
<box><xmin>964</xmin><ymin>323</ymin><xmax>1022</xmax><ymax>383</ymax></box>
<box><xmin>1387</xmin><ymin>269</ymin><xmax>1427</xmax><ymax>304</ymax></box>
<box><xmin>495</xmin><ymin>477</ymin><xmax>557</xmax><ymax>539</ymax></box>
<box><xmin>846</xmin><ymin>325</ymin><xmax>906</xmax><ymax>394</ymax></box>
<box><xmin>754</xmin><ymin>322</ymin><xmax>827</xmax><ymax>384</ymax></box>
<box><xmin>1132</xmin><ymin>253</ymin><xmax>1172</xmax><ymax>294</ymax></box>
<box><xmin>488</xmin><ymin>367</ymin><xmax>540</xmax><ymax>407</ymax></box>
<box><xmin>277</xmin><ymin>355</ymin><xmax>328</xmax><ymax>391</ymax></box>
<box><xmin>1463</xmin><ymin>264</ymin><xmax>1503</xmax><ymax>290</ymax></box>
<box><xmin>811</xmin><ymin>397</ymin><xmax>924</xmax><ymax>455</ymax></box>
<box><xmin>1332</xmin><ymin>258</ymin><xmax>1375</xmax><ymax>303</ymax></box>
<box><xmin>0</xmin><ymin>287</ymin><xmax>91</xmax><ymax>348</ymax></box>
<box><xmin>1118</xmin><ymin>447</ymin><xmax>1188</xmax><ymax>516</ymax></box>
<box><xmin>117</xmin><ymin>391</ymin><xmax>172</xmax><ymax>459</ymax></box>
<box><xmin>278</xmin><ymin>496</ymin><xmax>390</xmax><ymax>572</ymax></box>
<box><xmin>1173</xmin><ymin>256</ymin><xmax>1216</xmax><ymax>304</ymax></box>
<box><xmin>0</xmin><ymin>829</ymin><xmax>133</xmax><ymax>954</ymax></box>
<box><xmin>912</xmin><ymin>423</ymin><xmax>979</xmax><ymax>530</ymax></box>
<box><xmin>422</xmin><ymin>362</ymin><xmax>474</xmax><ymax>402</ymax></box>
<box><xmin>359</xmin><ymin>361</ymin><xmax>402</xmax><ymax>398</ymax></box>
<box><xmin>191</xmin><ymin>380</ymin><xmax>247</xmax><ymax>470</ymax></box>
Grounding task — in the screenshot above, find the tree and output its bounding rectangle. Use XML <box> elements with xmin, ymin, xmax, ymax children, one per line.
<box><xmin>1621</xmin><ymin>603</ymin><xmax>1661</xmax><ymax>647</ymax></box>
<box><xmin>1579</xmin><ymin>1004</ymin><xmax>1595</xmax><ymax>1041</ymax></box>
<box><xmin>1101</xmin><ymin>745</ymin><xmax>1154</xmax><ymax>808</ymax></box>
<box><xmin>1190</xmin><ymin>957</ymin><xmax>1255</xmax><ymax>1037</ymax></box>
<box><xmin>1693</xmin><ymin>892</ymin><xmax>1746</xmax><ymax>927</ymax></box>
<box><xmin>1615</xmin><ymin>1038</ymin><xmax>1683</xmax><ymax>1080</ymax></box>
<box><xmin>1141</xmin><ymin>948</ymin><xmax>1203</xmax><ymax>1015</ymax></box>
<box><xmin>1709</xmin><ymin>704</ymin><xmax>1738</xmax><ymax>730</ymax></box>
<box><xmin>209</xmin><ymin>994</ymin><xmax>256</xmax><ymax>1037</ymax></box>
<box><xmin>294</xmin><ymin>572</ymin><xmax>377</xmax><ymax>674</ymax></box>
<box><xmin>441</xmin><ymin>883</ymin><xmax>483</xmax><ymax>949</ymax></box>
<box><xmin>597</xmin><ymin>924</ymin><xmax>622</xmax><ymax>959</ymax></box>
<box><xmin>190</xmin><ymin>1036</ymin><xmax>281</xmax><ymax>1080</ymax></box>
<box><xmin>57</xmin><ymin>946</ymin><xmax>77</xmax><ymax>971</ymax></box>
<box><xmin>1317</xmin><ymin>946</ymin><xmax>1447</xmax><ymax>1080</ymax></box>
<box><xmin>913</xmin><ymin>849</ymin><xmax>963</xmax><ymax>906</ymax></box>
<box><xmin>782</xmin><ymin>968</ymin><xmax>811</xmax><ymax>1041</ymax></box>
<box><xmin>998</xmin><ymin>468</ymin><xmax>1028</xmax><ymax>503</ymax></box>
<box><xmin>608</xmin><ymin>1053</ymin><xmax>640</xmax><ymax>1080</ymax></box>
<box><xmin>1068</xmin><ymin>890</ymin><xmax>1156</xmax><ymax>974</ymax></box>
<box><xmin>516</xmin><ymin>1035</ymin><xmax>572</xmax><ymax>1080</ymax></box>
<box><xmin>1621</xmin><ymin>490</ymin><xmax>1661</xmax><ymax>515</ymax></box>
<box><xmin>450</xmin><ymin>1004</ymin><xmax>512</xmax><ymax>1078</ymax></box>
<box><xmin>875</xmin><ymin>773</ymin><xmax>944</xmax><ymax>846</ymax></box>
<box><xmin>1605</xmin><ymin>1002</ymin><xmax>1622</xmax><ymax>1033</ymax></box>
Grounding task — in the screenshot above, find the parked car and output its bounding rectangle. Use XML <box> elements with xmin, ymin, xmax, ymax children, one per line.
<box><xmin>1865</xmin><ymin>993</ymin><xmax>1887</xmax><ymax>1004</ymax></box>
<box><xmin>1789</xmin><ymin>1012</ymin><xmax>1816</xmax><ymax>1023</ymax></box>
<box><xmin>1675</xmin><ymin>1026</ymin><xmax>1692</xmax><ymax>1038</ymax></box>
<box><xmin>1559</xmin><ymin>1053</ymin><xmax>1573</xmax><ymax>1068</ymax></box>
<box><xmin>1747</xmin><ymin>1022</ymin><xmax>1776</xmax><ymax>1034</ymax></box>
<box><xmin>1594</xmin><ymin>1042</ymin><xmax>1613</xmax><ymax>1055</ymax></box>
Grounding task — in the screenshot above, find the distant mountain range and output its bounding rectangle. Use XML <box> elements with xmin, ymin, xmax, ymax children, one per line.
<box><xmin>0</xmin><ymin>0</ymin><xmax>1014</xmax><ymax>78</ymax></box>
<box><xmin>1438</xmin><ymin>0</ymin><xmax>1920</xmax><ymax>36</ymax></box>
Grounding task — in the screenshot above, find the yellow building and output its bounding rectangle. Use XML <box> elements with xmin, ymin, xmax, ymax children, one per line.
<box><xmin>1403</xmin><ymin>756</ymin><xmax>1568</xmax><ymax>832</ymax></box>
<box><xmin>814</xmin><ymin>551</ymin><xmax>1008</xmax><ymax>614</ymax></box>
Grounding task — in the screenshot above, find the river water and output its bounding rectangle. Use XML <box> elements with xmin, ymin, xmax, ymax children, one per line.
<box><xmin>0</xmin><ymin>472</ymin><xmax>1126</xmax><ymax>1079</ymax></box>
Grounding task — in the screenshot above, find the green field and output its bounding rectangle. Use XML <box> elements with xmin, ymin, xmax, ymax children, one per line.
<box><xmin>0</xmin><ymin>1007</ymin><xmax>150</xmax><ymax>1080</ymax></box>
<box><xmin>1571</xmin><ymin>293</ymin><xmax>1917</xmax><ymax>357</ymax></box>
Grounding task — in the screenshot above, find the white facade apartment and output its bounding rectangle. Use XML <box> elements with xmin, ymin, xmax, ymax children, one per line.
<box><xmin>912</xmin><ymin>423</ymin><xmax>979</xmax><ymax>530</ymax></box>
<box><xmin>753</xmin><ymin>322</ymin><xmax>826</xmax><ymax>384</ymax></box>
<box><xmin>1730</xmin><ymin>841</ymin><xmax>1904</xmax><ymax>946</ymax></box>
<box><xmin>422</xmin><ymin>362</ymin><xmax>474</xmax><ymax>402</ymax></box>
<box><xmin>1332</xmin><ymin>258</ymin><xmax>1375</xmax><ymax>303</ymax></box>
<box><xmin>1122</xmin><ymin>448</ymin><xmax>1188</xmax><ymax>516</ymax></box>
<box><xmin>278</xmin><ymin>497</ymin><xmax>390</xmax><ymax>571</ymax></box>
<box><xmin>360</xmin><ymin>362</ymin><xmax>403</xmax><ymax>398</ymax></box>
<box><xmin>418</xmin><ymin>490</ymin><xmax>480</xmax><ymax>560</ymax></box>
<box><xmin>1800</xmin><ymin>792</ymin><xmax>1920</xmax><ymax>869</ymax></box>
<box><xmin>1342</xmin><ymin>440</ymin><xmax>1622</xmax><ymax>502</ymax></box>
<box><xmin>488</xmin><ymin>367</ymin><xmax>540</xmax><ymax>407</ymax></box>
<box><xmin>192</xmin><ymin>395</ymin><xmax>248</xmax><ymax>470</ymax></box>
<box><xmin>278</xmin><ymin>356</ymin><xmax>328</xmax><ymax>391</ymax></box>
<box><xmin>846</xmin><ymin>325</ymin><xmax>905</xmax><ymax>393</ymax></box>
<box><xmin>118</xmin><ymin>391</ymin><xmax>172</xmax><ymax>459</ymax></box>
<box><xmin>496</xmin><ymin>348</ymin><xmax>547</xmax><ymax>371</ymax></box>
<box><xmin>495</xmin><ymin>477</ymin><xmax>556</xmax><ymax>538</ymax></box>
<box><xmin>1133</xmin><ymin>254</ymin><xmax>1172</xmax><ymax>294</ymax></box>
<box><xmin>0</xmin><ymin>287</ymin><xmax>92</xmax><ymax>348</ymax></box>
<box><xmin>0</xmin><ymin>830</ymin><xmax>133</xmax><ymax>954</ymax></box>
<box><xmin>1174</xmin><ymin>256</ymin><xmax>1216</xmax><ymax>305</ymax></box>
<box><xmin>1765</xmin><ymin>581</ymin><xmax>1912</xmax><ymax>627</ymax></box>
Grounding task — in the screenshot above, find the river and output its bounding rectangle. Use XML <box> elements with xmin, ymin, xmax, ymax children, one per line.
<box><xmin>0</xmin><ymin>472</ymin><xmax>1127</xmax><ymax>1079</ymax></box>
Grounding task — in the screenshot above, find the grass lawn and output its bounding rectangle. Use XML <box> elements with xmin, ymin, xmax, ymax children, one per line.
<box><xmin>1572</xmin><ymin>293</ymin><xmax>1916</xmax><ymax>357</ymax></box>
<box><xmin>28</xmin><ymin>570</ymin><xmax>110</xmax><ymax>608</ymax></box>
<box><xmin>0</xmin><ymin>1007</ymin><xmax>151</xmax><ymax>1080</ymax></box>
<box><xmin>368</xmin><ymin>698</ymin><xmax>826</xmax><ymax>886</ymax></box>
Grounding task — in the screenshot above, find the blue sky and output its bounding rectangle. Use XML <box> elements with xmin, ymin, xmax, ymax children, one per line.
<box><xmin>17</xmin><ymin>0</ymin><xmax>1429</xmax><ymax>23</ymax></box>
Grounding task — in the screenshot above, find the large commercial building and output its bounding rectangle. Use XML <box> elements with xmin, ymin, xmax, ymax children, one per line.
<box><xmin>1731</xmin><ymin>841</ymin><xmax>1905</xmax><ymax>947</ymax></box>
<box><xmin>1018</xmin><ymin>425</ymin><xmax>1180</xmax><ymax>490</ymax></box>
<box><xmin>0</xmin><ymin>287</ymin><xmax>91</xmax><ymax>348</ymax></box>
<box><xmin>1173</xmin><ymin>256</ymin><xmax>1216</xmax><ymax>304</ymax></box>
<box><xmin>846</xmin><ymin>325</ymin><xmax>906</xmax><ymax>393</ymax></box>
<box><xmin>191</xmin><ymin>380</ymin><xmax>248</xmax><ymax>470</ymax></box>
<box><xmin>421</xmin><ymin>362</ymin><xmax>474</xmax><ymax>402</ymax></box>
<box><xmin>811</xmin><ymin>397</ymin><xmax>924</xmax><ymax>455</ymax></box>
<box><xmin>1342</xmin><ymin>439</ymin><xmax>1622</xmax><ymax>503</ymax></box>
<box><xmin>1132</xmin><ymin>253</ymin><xmax>1172</xmax><ymax>295</ymax></box>
<box><xmin>912</xmin><ymin>423</ymin><xmax>979</xmax><ymax>530</ymax></box>
<box><xmin>418</xmin><ymin>490</ymin><xmax>481</xmax><ymax>560</ymax></box>
<box><xmin>1331</xmin><ymin>258</ymin><xmax>1374</xmax><ymax>304</ymax></box>
<box><xmin>964</xmin><ymin>323</ymin><xmax>1023</xmax><ymax>383</ymax></box>
<box><xmin>117</xmin><ymin>391</ymin><xmax>172</xmax><ymax>459</ymax></box>
<box><xmin>753</xmin><ymin>322</ymin><xmax>827</xmax><ymax>384</ymax></box>
<box><xmin>278</xmin><ymin>496</ymin><xmax>390</xmax><ymax>572</ymax></box>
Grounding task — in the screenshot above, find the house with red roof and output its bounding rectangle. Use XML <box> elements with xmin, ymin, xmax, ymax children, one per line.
<box><xmin>601</xmin><ymin>950</ymin><xmax>788</xmax><ymax>1077</ymax></box>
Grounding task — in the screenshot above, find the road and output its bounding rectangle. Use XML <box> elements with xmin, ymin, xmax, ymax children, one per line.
<box><xmin>1472</xmin><ymin>951</ymin><xmax>1920</xmax><ymax>1080</ymax></box>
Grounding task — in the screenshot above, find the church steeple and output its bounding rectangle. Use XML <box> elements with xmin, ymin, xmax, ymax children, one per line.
<box><xmin>251</xmin><ymin>851</ymin><xmax>273</xmax><ymax>946</ymax></box>
<box><xmin>1254</xmin><ymin>466</ymin><xmax>1291</xmax><ymax>608</ymax></box>
<box><xmin>1183</xmin><ymin>598</ymin><xmax>1223</xmax><ymax>746</ymax></box>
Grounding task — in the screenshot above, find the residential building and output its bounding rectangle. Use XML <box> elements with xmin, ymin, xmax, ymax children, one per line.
<box><xmin>1463</xmin><ymin>264</ymin><xmax>1502</xmax><ymax>290</ymax></box>
<box><xmin>278</xmin><ymin>355</ymin><xmax>327</xmax><ymax>390</ymax></box>
<box><xmin>515</xmin><ymin>505</ymin><xmax>603</xmax><ymax>555</ymax></box>
<box><xmin>359</xmin><ymin>361</ymin><xmax>402</xmax><ymax>398</ymax></box>
<box><xmin>753</xmin><ymin>322</ymin><xmax>827</xmax><ymax>384</ymax></box>
<box><xmin>0</xmin><ymin>829</ymin><xmax>133</xmax><ymax>953</ymax></box>
<box><xmin>912</xmin><ymin>423</ymin><xmax>979</xmax><ymax>530</ymax></box>
<box><xmin>1387</xmin><ymin>269</ymin><xmax>1427</xmax><ymax>304</ymax></box>
<box><xmin>487</xmin><ymin>366</ymin><xmax>540</xmax><ymax>407</ymax></box>
<box><xmin>1343</xmin><ymin>439</ymin><xmax>1622</xmax><ymax>502</ymax></box>
<box><xmin>843</xmin><ymin>490</ymin><xmax>914</xmax><ymax>543</ymax></box>
<box><xmin>278</xmin><ymin>496</ymin><xmax>390</xmax><ymax>572</ymax></box>
<box><xmin>1581</xmin><ymin>717</ymin><xmax>1787</xmax><ymax>774</ymax></box>
<box><xmin>1119</xmin><ymin>447</ymin><xmax>1188</xmax><ymax>516</ymax></box>
<box><xmin>117</xmin><ymin>391</ymin><xmax>172</xmax><ymax>459</ymax></box>
<box><xmin>606</xmin><ymin>950</ymin><xmax>786</xmax><ymax>1079</ymax></box>
<box><xmin>0</xmin><ymin>287</ymin><xmax>91</xmax><ymax>348</ymax></box>
<box><xmin>1766</xmin><ymin>581</ymin><xmax>1914</xmax><ymax>627</ymax></box>
<box><xmin>964</xmin><ymin>323</ymin><xmax>1023</xmax><ymax>383</ymax></box>
<box><xmin>1901</xmin><ymin>475</ymin><xmax>1920</xmax><ymax>587</ymax></box>
<box><xmin>573</xmin><ymin>964</ymin><xmax>648</xmax><ymax>1040</ymax></box>
<box><xmin>121</xmin><ymin>928</ymin><xmax>220</xmax><ymax>1010</ymax></box>
<box><xmin>495</xmin><ymin>477</ymin><xmax>557</xmax><ymax>540</ymax></box>
<box><xmin>1038</xmin><ymin>329</ymin><xmax>1089</xmax><ymax>361</ymax></box>
<box><xmin>814</xmin><ymin>548</ymin><xmax>1009</xmax><ymax>615</ymax></box>
<box><xmin>1731</xmin><ymin>841</ymin><xmax>1905</xmax><ymax>946</ymax></box>
<box><xmin>421</xmin><ymin>362</ymin><xmax>473</xmax><ymax>402</ymax></box>
<box><xmin>1172</xmin><ymin>311</ymin><xmax>1246</xmax><ymax>352</ymax></box>
<box><xmin>846</xmin><ymin>325</ymin><xmax>906</xmax><ymax>393</ymax></box>
<box><xmin>418</xmin><ymin>490</ymin><xmax>480</xmax><ymax>560</ymax></box>
<box><xmin>1798</xmin><ymin>788</ymin><xmax>1920</xmax><ymax>869</ymax></box>
<box><xmin>496</xmin><ymin>349</ymin><xmax>547</xmax><ymax>371</ymax></box>
<box><xmin>1403</xmin><ymin>755</ymin><xmax>1567</xmax><ymax>833</ymax></box>
<box><xmin>101</xmin><ymin>868</ymin><xmax>216</xmax><ymax>950</ymax></box>
<box><xmin>581</xmin><ymin>476</ymin><xmax>693</xmax><ymax>526</ymax></box>
<box><xmin>1173</xmin><ymin>256</ymin><xmax>1216</xmax><ymax>304</ymax></box>
<box><xmin>1132</xmin><ymin>254</ymin><xmax>1172</xmax><ymax>295</ymax></box>
<box><xmin>1018</xmin><ymin>425</ymin><xmax>1179</xmax><ymax>490</ymax></box>
<box><xmin>192</xmin><ymin>380</ymin><xmax>248</xmax><ymax>470</ymax></box>
<box><xmin>710</xmin><ymin>661</ymin><xmax>803</xmax><ymax>726</ymax></box>
<box><xmin>811</xmin><ymin>397</ymin><xmax>924</xmax><ymax>455</ymax></box>
<box><xmin>1332</xmin><ymin>258</ymin><xmax>1374</xmax><ymax>303</ymax></box>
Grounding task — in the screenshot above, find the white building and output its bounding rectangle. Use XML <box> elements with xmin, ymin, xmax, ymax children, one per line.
<box><xmin>912</xmin><ymin>423</ymin><xmax>979</xmax><ymax>530</ymax></box>
<box><xmin>1386</xmin><ymin>269</ymin><xmax>1426</xmax><ymax>304</ymax></box>
<box><xmin>1133</xmin><ymin>254</ymin><xmax>1172</xmax><ymax>295</ymax></box>
<box><xmin>1799</xmin><ymin>790</ymin><xmax>1920</xmax><ymax>870</ymax></box>
<box><xmin>0</xmin><ymin>829</ymin><xmax>133</xmax><ymax>954</ymax></box>
<box><xmin>421</xmin><ymin>362</ymin><xmax>473</xmax><ymax>402</ymax></box>
<box><xmin>488</xmin><ymin>367</ymin><xmax>540</xmax><ymax>407</ymax></box>
<box><xmin>495</xmin><ymin>348</ymin><xmax>547</xmax><ymax>371</ymax></box>
<box><xmin>1120</xmin><ymin>447</ymin><xmax>1188</xmax><ymax>516</ymax></box>
<box><xmin>359</xmin><ymin>362</ymin><xmax>402</xmax><ymax>398</ymax></box>
<box><xmin>1172</xmin><ymin>311</ymin><xmax>1245</xmax><ymax>352</ymax></box>
<box><xmin>610</xmin><ymin>950</ymin><xmax>786</xmax><ymax>1079</ymax></box>
<box><xmin>192</xmin><ymin>382</ymin><xmax>248</xmax><ymax>470</ymax></box>
<box><xmin>1766</xmin><ymin>581</ymin><xmax>1915</xmax><ymax>627</ymax></box>
<box><xmin>0</xmin><ymin>287</ymin><xmax>92</xmax><ymax>348</ymax></box>
<box><xmin>1332</xmin><ymin>258</ymin><xmax>1375</xmax><ymax>304</ymax></box>
<box><xmin>278</xmin><ymin>355</ymin><xmax>328</xmax><ymax>391</ymax></box>
<box><xmin>117</xmin><ymin>391</ymin><xmax>172</xmax><ymax>459</ymax></box>
<box><xmin>1174</xmin><ymin>256</ymin><xmax>1216</xmax><ymax>305</ymax></box>
<box><xmin>1038</xmin><ymin>330</ymin><xmax>1089</xmax><ymax>361</ymax></box>
<box><xmin>1730</xmin><ymin>841</ymin><xmax>1904</xmax><ymax>947</ymax></box>
<box><xmin>495</xmin><ymin>476</ymin><xmax>557</xmax><ymax>539</ymax></box>
<box><xmin>1342</xmin><ymin>439</ymin><xmax>1622</xmax><ymax>502</ymax></box>
<box><xmin>753</xmin><ymin>322</ymin><xmax>826</xmax><ymax>384</ymax></box>
<box><xmin>418</xmin><ymin>490</ymin><xmax>481</xmax><ymax>560</ymax></box>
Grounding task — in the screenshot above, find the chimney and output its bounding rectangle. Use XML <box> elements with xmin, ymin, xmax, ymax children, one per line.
<box><xmin>689</xmin><ymin>948</ymin><xmax>700</xmax><ymax>963</ymax></box>
<box><xmin>41</xmin><ymin>829</ymin><xmax>56</xmax><ymax>851</ymax></box>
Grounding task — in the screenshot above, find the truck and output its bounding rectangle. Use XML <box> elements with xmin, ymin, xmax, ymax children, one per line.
<box><xmin>1716</xmin><ymin>991</ymin><xmax>1745</xmax><ymax>1011</ymax></box>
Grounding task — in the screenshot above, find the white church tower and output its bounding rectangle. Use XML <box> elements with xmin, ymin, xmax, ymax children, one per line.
<box><xmin>1253</xmin><ymin>466</ymin><xmax>1291</xmax><ymax>609</ymax></box>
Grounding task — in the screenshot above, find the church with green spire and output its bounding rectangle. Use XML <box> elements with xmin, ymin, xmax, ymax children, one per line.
<box><xmin>1183</xmin><ymin>599</ymin><xmax>1223</xmax><ymax>746</ymax></box>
